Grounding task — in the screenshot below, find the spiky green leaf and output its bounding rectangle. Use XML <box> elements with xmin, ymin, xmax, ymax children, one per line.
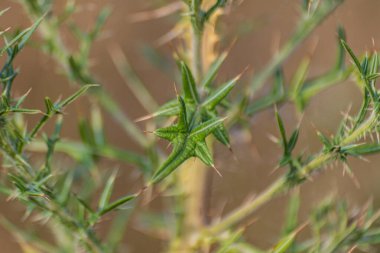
<box><xmin>194</xmin><ymin>140</ymin><xmax>213</xmax><ymax>166</ymax></box>
<box><xmin>190</xmin><ymin>117</ymin><xmax>225</xmax><ymax>141</ymax></box>
<box><xmin>202</xmin><ymin>74</ymin><xmax>240</xmax><ymax>110</ymax></box>
<box><xmin>181</xmin><ymin>62</ymin><xmax>199</xmax><ymax>103</ymax></box>
<box><xmin>98</xmin><ymin>171</ymin><xmax>117</xmax><ymax>211</ymax></box>
<box><xmin>59</xmin><ymin>84</ymin><xmax>98</xmax><ymax>108</ymax></box>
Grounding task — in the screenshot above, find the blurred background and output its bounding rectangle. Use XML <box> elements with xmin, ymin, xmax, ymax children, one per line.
<box><xmin>2</xmin><ymin>0</ymin><xmax>380</xmax><ymax>252</ymax></box>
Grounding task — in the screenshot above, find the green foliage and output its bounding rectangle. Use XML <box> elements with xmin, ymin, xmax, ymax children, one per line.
<box><xmin>3</xmin><ymin>1</ymin><xmax>380</xmax><ymax>253</ymax></box>
<box><xmin>150</xmin><ymin>95</ymin><xmax>225</xmax><ymax>184</ymax></box>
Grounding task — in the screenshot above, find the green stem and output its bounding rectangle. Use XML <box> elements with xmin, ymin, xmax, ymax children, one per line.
<box><xmin>192</xmin><ymin>29</ymin><xmax>203</xmax><ymax>82</ymax></box>
<box><xmin>19</xmin><ymin>1</ymin><xmax>148</xmax><ymax>148</ymax></box>
<box><xmin>246</xmin><ymin>0</ymin><xmax>343</xmax><ymax>99</ymax></box>
<box><xmin>203</xmin><ymin>108</ymin><xmax>377</xmax><ymax>237</ymax></box>
<box><xmin>172</xmin><ymin>1</ymin><xmax>208</xmax><ymax>245</ymax></box>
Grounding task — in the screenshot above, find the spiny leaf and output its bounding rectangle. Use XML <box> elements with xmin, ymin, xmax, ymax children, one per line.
<box><xmin>8</xmin><ymin>108</ymin><xmax>41</xmax><ymax>115</ymax></box>
<box><xmin>202</xmin><ymin>73</ymin><xmax>241</xmax><ymax>110</ymax></box>
<box><xmin>216</xmin><ymin>229</ymin><xmax>244</xmax><ymax>253</ymax></box>
<box><xmin>290</xmin><ymin>58</ymin><xmax>310</xmax><ymax>110</ymax></box>
<box><xmin>181</xmin><ymin>62</ymin><xmax>199</xmax><ymax>103</ymax></box>
<box><xmin>366</xmin><ymin>73</ymin><xmax>380</xmax><ymax>81</ymax></box>
<box><xmin>14</xmin><ymin>89</ymin><xmax>32</xmax><ymax>108</ymax></box>
<box><xmin>367</xmin><ymin>53</ymin><xmax>379</xmax><ymax>100</ymax></box>
<box><xmin>317</xmin><ymin>131</ymin><xmax>331</xmax><ymax>149</ymax></box>
<box><xmin>271</xmin><ymin>233</ymin><xmax>297</xmax><ymax>253</ymax></box>
<box><xmin>275</xmin><ymin>108</ymin><xmax>288</xmax><ymax>154</ymax></box>
<box><xmin>44</xmin><ymin>115</ymin><xmax>63</xmax><ymax>172</ymax></box>
<box><xmin>335</xmin><ymin>26</ymin><xmax>346</xmax><ymax>70</ymax></box>
<box><xmin>361</xmin><ymin>56</ymin><xmax>369</xmax><ymax>76</ymax></box>
<box><xmin>271</xmin><ymin>223</ymin><xmax>306</xmax><ymax>253</ymax></box>
<box><xmin>1</xmin><ymin>14</ymin><xmax>45</xmax><ymax>55</ymax></box>
<box><xmin>344</xmin><ymin>143</ymin><xmax>380</xmax><ymax>156</ymax></box>
<box><xmin>154</xmin><ymin>126</ymin><xmax>180</xmax><ymax>141</ymax></box>
<box><xmin>189</xmin><ymin>117</ymin><xmax>225</xmax><ymax>141</ymax></box>
<box><xmin>288</xmin><ymin>129</ymin><xmax>300</xmax><ymax>154</ymax></box>
<box><xmin>44</xmin><ymin>97</ymin><xmax>54</xmax><ymax>114</ymax></box>
<box><xmin>368</xmin><ymin>52</ymin><xmax>378</xmax><ymax>76</ymax></box>
<box><xmin>58</xmin><ymin>84</ymin><xmax>98</xmax><ymax>108</ymax></box>
<box><xmin>150</xmin><ymin>98</ymin><xmax>225</xmax><ymax>184</ymax></box>
<box><xmin>194</xmin><ymin>140</ymin><xmax>213</xmax><ymax>166</ymax></box>
<box><xmin>177</xmin><ymin>96</ymin><xmax>188</xmax><ymax>131</ymax></box>
<box><xmin>213</xmin><ymin>124</ymin><xmax>230</xmax><ymax>148</ymax></box>
<box><xmin>150</xmin><ymin>136</ymin><xmax>193</xmax><ymax>184</ymax></box>
<box><xmin>352</xmin><ymin>89</ymin><xmax>370</xmax><ymax>132</ymax></box>
<box><xmin>341</xmin><ymin>39</ymin><xmax>362</xmax><ymax>74</ymax></box>
<box><xmin>203</xmin><ymin>0</ymin><xmax>228</xmax><ymax>23</ymax></box>
<box><xmin>98</xmin><ymin>194</ymin><xmax>136</xmax><ymax>216</ymax></box>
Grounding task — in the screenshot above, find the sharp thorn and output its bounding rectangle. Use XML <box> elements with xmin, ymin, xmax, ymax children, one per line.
<box><xmin>135</xmin><ymin>114</ymin><xmax>155</xmax><ymax>122</ymax></box>
<box><xmin>173</xmin><ymin>82</ymin><xmax>179</xmax><ymax>97</ymax></box>
<box><xmin>211</xmin><ymin>164</ymin><xmax>223</xmax><ymax>178</ymax></box>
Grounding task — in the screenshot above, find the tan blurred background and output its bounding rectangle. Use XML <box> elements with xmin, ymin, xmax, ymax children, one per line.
<box><xmin>2</xmin><ymin>0</ymin><xmax>380</xmax><ymax>252</ymax></box>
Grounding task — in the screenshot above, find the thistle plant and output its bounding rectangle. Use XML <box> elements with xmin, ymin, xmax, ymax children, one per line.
<box><xmin>2</xmin><ymin>0</ymin><xmax>380</xmax><ymax>252</ymax></box>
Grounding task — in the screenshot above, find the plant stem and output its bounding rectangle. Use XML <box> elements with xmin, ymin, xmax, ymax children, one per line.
<box><xmin>176</xmin><ymin>0</ymin><xmax>208</xmax><ymax>237</ymax></box>
<box><xmin>18</xmin><ymin>1</ymin><xmax>148</xmax><ymax>148</ymax></box>
<box><xmin>202</xmin><ymin>109</ymin><xmax>377</xmax><ymax>237</ymax></box>
<box><xmin>192</xmin><ymin>29</ymin><xmax>204</xmax><ymax>82</ymax></box>
<box><xmin>245</xmin><ymin>0</ymin><xmax>343</xmax><ymax>99</ymax></box>
<box><xmin>179</xmin><ymin>40</ymin><xmax>208</xmax><ymax>232</ymax></box>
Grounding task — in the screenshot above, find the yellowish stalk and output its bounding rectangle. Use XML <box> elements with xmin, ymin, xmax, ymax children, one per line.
<box><xmin>174</xmin><ymin>3</ymin><xmax>224</xmax><ymax>251</ymax></box>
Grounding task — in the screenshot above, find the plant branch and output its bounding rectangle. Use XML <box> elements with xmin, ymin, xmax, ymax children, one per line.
<box><xmin>18</xmin><ymin>1</ymin><xmax>149</xmax><ymax>148</ymax></box>
<box><xmin>202</xmin><ymin>108</ymin><xmax>378</xmax><ymax>237</ymax></box>
<box><xmin>245</xmin><ymin>0</ymin><xmax>344</xmax><ymax>100</ymax></box>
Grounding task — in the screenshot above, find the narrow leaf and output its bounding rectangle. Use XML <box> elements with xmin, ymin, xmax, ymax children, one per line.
<box><xmin>287</xmin><ymin>129</ymin><xmax>299</xmax><ymax>153</ymax></box>
<box><xmin>213</xmin><ymin>124</ymin><xmax>230</xmax><ymax>147</ymax></box>
<box><xmin>99</xmin><ymin>194</ymin><xmax>136</xmax><ymax>216</ymax></box>
<box><xmin>341</xmin><ymin>39</ymin><xmax>362</xmax><ymax>73</ymax></box>
<box><xmin>335</xmin><ymin>26</ymin><xmax>346</xmax><ymax>70</ymax></box>
<box><xmin>202</xmin><ymin>73</ymin><xmax>240</xmax><ymax>110</ymax></box>
<box><xmin>194</xmin><ymin>140</ymin><xmax>213</xmax><ymax>166</ymax></box>
<box><xmin>150</xmin><ymin>137</ymin><xmax>191</xmax><ymax>184</ymax></box>
<box><xmin>177</xmin><ymin>96</ymin><xmax>188</xmax><ymax>131</ymax></box>
<box><xmin>98</xmin><ymin>171</ymin><xmax>118</xmax><ymax>211</ymax></box>
<box><xmin>275</xmin><ymin>108</ymin><xmax>288</xmax><ymax>154</ymax></box>
<box><xmin>317</xmin><ymin>131</ymin><xmax>331</xmax><ymax>149</ymax></box>
<box><xmin>181</xmin><ymin>62</ymin><xmax>200</xmax><ymax>103</ymax></box>
<box><xmin>1</xmin><ymin>14</ymin><xmax>45</xmax><ymax>54</ymax></box>
<box><xmin>9</xmin><ymin>108</ymin><xmax>42</xmax><ymax>114</ymax></box>
<box><xmin>190</xmin><ymin>117</ymin><xmax>225</xmax><ymax>141</ymax></box>
<box><xmin>59</xmin><ymin>84</ymin><xmax>98</xmax><ymax>108</ymax></box>
<box><xmin>344</xmin><ymin>143</ymin><xmax>380</xmax><ymax>156</ymax></box>
<box><xmin>154</xmin><ymin>126</ymin><xmax>179</xmax><ymax>141</ymax></box>
<box><xmin>14</xmin><ymin>89</ymin><xmax>32</xmax><ymax>108</ymax></box>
